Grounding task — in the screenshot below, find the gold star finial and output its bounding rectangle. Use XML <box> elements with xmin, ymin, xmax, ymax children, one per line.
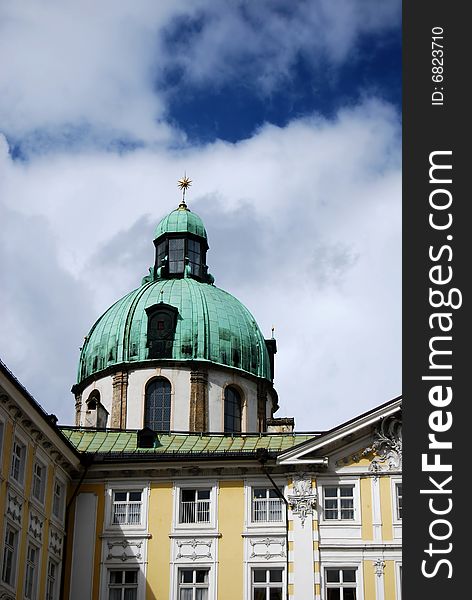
<box><xmin>177</xmin><ymin>174</ymin><xmax>192</xmax><ymax>209</ymax></box>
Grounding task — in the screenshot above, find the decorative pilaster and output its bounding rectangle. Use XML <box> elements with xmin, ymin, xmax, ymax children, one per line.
<box><xmin>257</xmin><ymin>381</ymin><xmax>267</xmax><ymax>432</ymax></box>
<box><xmin>189</xmin><ymin>371</ymin><xmax>208</xmax><ymax>432</ymax></box>
<box><xmin>74</xmin><ymin>392</ymin><xmax>82</xmax><ymax>426</ymax></box>
<box><xmin>111</xmin><ymin>371</ymin><xmax>128</xmax><ymax>429</ymax></box>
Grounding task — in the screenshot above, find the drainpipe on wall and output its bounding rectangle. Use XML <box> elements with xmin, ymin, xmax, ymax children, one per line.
<box><xmin>59</xmin><ymin>455</ymin><xmax>94</xmax><ymax>600</ymax></box>
<box><xmin>256</xmin><ymin>449</ymin><xmax>290</xmax><ymax>600</ymax></box>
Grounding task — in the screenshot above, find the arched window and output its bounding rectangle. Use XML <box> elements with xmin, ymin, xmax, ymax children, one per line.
<box><xmin>224</xmin><ymin>387</ymin><xmax>242</xmax><ymax>433</ymax></box>
<box><xmin>144</xmin><ymin>379</ymin><xmax>171</xmax><ymax>431</ymax></box>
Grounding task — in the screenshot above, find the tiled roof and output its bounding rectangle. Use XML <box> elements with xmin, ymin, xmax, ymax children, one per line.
<box><xmin>60</xmin><ymin>428</ymin><xmax>317</xmax><ymax>457</ymax></box>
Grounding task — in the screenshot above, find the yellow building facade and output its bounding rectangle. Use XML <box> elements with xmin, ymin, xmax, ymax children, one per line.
<box><xmin>1</xmin><ymin>197</ymin><xmax>401</xmax><ymax>599</ymax></box>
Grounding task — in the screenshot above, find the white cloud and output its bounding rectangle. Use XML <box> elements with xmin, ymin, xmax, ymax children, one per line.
<box><xmin>0</xmin><ymin>98</ymin><xmax>401</xmax><ymax>428</ymax></box>
<box><xmin>0</xmin><ymin>0</ymin><xmax>400</xmax><ymax>145</ymax></box>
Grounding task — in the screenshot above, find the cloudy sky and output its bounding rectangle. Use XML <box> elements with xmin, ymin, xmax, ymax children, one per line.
<box><xmin>0</xmin><ymin>0</ymin><xmax>401</xmax><ymax>431</ymax></box>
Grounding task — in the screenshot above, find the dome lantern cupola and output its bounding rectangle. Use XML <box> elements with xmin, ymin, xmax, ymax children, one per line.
<box><xmin>151</xmin><ymin>176</ymin><xmax>213</xmax><ymax>284</ymax></box>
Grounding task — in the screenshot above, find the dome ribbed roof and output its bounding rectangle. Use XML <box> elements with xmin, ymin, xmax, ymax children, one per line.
<box><xmin>154</xmin><ymin>207</ymin><xmax>207</xmax><ymax>240</ymax></box>
<box><xmin>78</xmin><ymin>278</ymin><xmax>271</xmax><ymax>384</ymax></box>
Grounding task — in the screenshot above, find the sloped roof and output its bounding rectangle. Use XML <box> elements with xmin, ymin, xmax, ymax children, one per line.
<box><xmin>60</xmin><ymin>428</ymin><xmax>317</xmax><ymax>458</ymax></box>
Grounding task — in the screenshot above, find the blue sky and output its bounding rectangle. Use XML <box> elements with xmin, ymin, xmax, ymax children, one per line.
<box><xmin>0</xmin><ymin>0</ymin><xmax>401</xmax><ymax>429</ymax></box>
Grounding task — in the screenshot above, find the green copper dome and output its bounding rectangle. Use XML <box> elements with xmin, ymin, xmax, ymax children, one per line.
<box><xmin>154</xmin><ymin>206</ymin><xmax>207</xmax><ymax>240</ymax></box>
<box><xmin>78</xmin><ymin>278</ymin><xmax>271</xmax><ymax>383</ymax></box>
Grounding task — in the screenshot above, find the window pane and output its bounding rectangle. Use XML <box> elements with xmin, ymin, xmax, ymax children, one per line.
<box><xmin>180</xmin><ymin>591</ymin><xmax>192</xmax><ymax>600</ymax></box>
<box><xmin>182</xmin><ymin>489</ymin><xmax>195</xmax><ymax>503</ymax></box>
<box><xmin>253</xmin><ymin>570</ymin><xmax>266</xmax><ymax>583</ymax></box>
<box><xmin>180</xmin><ymin>570</ymin><xmax>193</xmax><ymax>583</ymax></box>
<box><xmin>198</xmin><ymin>489</ymin><xmax>210</xmax><ymax>500</ymax></box>
<box><xmin>324</xmin><ymin>487</ymin><xmax>337</xmax><ymax>497</ymax></box>
<box><xmin>342</xmin><ymin>570</ymin><xmax>356</xmax><ymax>583</ymax></box>
<box><xmin>254</xmin><ymin>488</ymin><xmax>266</xmax><ymax>499</ymax></box>
<box><xmin>129</xmin><ymin>492</ymin><xmax>141</xmax><ymax>502</ymax></box>
<box><xmin>109</xmin><ymin>591</ymin><xmax>121</xmax><ymax>600</ymax></box>
<box><xmin>327</xmin><ymin>590</ymin><xmax>340</xmax><ymax>600</ymax></box>
<box><xmin>344</xmin><ymin>589</ymin><xmax>356</xmax><ymax>600</ymax></box>
<box><xmin>195</xmin><ymin>570</ymin><xmax>208</xmax><ymax>583</ymax></box>
<box><xmin>269</xmin><ymin>589</ymin><xmax>283</xmax><ymax>600</ymax></box>
<box><xmin>340</xmin><ymin>499</ymin><xmax>353</xmax><ymax>509</ymax></box>
<box><xmin>125</xmin><ymin>571</ymin><xmax>138</xmax><ymax>584</ymax></box>
<box><xmin>325</xmin><ymin>500</ymin><xmax>337</xmax><ymax>509</ymax></box>
<box><xmin>195</xmin><ymin>590</ymin><xmax>208</xmax><ymax>600</ymax></box>
<box><xmin>253</xmin><ymin>591</ymin><xmax>266</xmax><ymax>600</ymax></box>
<box><xmin>110</xmin><ymin>570</ymin><xmax>123</xmax><ymax>584</ymax></box>
<box><xmin>326</xmin><ymin>570</ymin><xmax>340</xmax><ymax>583</ymax></box>
<box><xmin>115</xmin><ymin>492</ymin><xmax>127</xmax><ymax>502</ymax></box>
<box><xmin>124</xmin><ymin>589</ymin><xmax>137</xmax><ymax>600</ymax></box>
<box><xmin>269</xmin><ymin>569</ymin><xmax>283</xmax><ymax>583</ymax></box>
<box><xmin>340</xmin><ymin>487</ymin><xmax>354</xmax><ymax>497</ymax></box>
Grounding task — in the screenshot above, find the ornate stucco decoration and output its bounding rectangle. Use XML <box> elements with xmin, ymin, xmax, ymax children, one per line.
<box><xmin>176</xmin><ymin>538</ymin><xmax>212</xmax><ymax>561</ymax></box>
<box><xmin>288</xmin><ymin>474</ymin><xmax>317</xmax><ymax>527</ymax></box>
<box><xmin>373</xmin><ymin>558</ymin><xmax>386</xmax><ymax>577</ymax></box>
<box><xmin>49</xmin><ymin>527</ymin><xmax>64</xmax><ymax>559</ymax></box>
<box><xmin>6</xmin><ymin>492</ymin><xmax>22</xmax><ymax>524</ymax></box>
<box><xmin>249</xmin><ymin>537</ymin><xmax>286</xmax><ymax>560</ymax></box>
<box><xmin>106</xmin><ymin>539</ymin><xmax>143</xmax><ymax>561</ymax></box>
<box><xmin>28</xmin><ymin>511</ymin><xmax>44</xmax><ymax>542</ymax></box>
<box><xmin>365</xmin><ymin>415</ymin><xmax>402</xmax><ymax>474</ymax></box>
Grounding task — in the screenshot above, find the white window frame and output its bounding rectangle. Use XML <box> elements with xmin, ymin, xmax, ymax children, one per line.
<box><xmin>175</xmin><ymin>566</ymin><xmax>212</xmax><ymax>600</ymax></box>
<box><xmin>112</xmin><ymin>490</ymin><xmax>143</xmax><ymax>526</ymax></box>
<box><xmin>107</xmin><ymin>567</ymin><xmax>139</xmax><ymax>600</ymax></box>
<box><xmin>105</xmin><ymin>482</ymin><xmax>148</xmax><ymax>532</ymax></box>
<box><xmin>245</xmin><ymin>480</ymin><xmax>286</xmax><ymax>529</ymax></box>
<box><xmin>318</xmin><ymin>478</ymin><xmax>361</xmax><ymax>525</ymax></box>
<box><xmin>10</xmin><ymin>436</ymin><xmax>27</xmax><ymax>487</ymax></box>
<box><xmin>173</xmin><ymin>481</ymin><xmax>217</xmax><ymax>531</ymax></box>
<box><xmin>31</xmin><ymin>458</ymin><xmax>47</xmax><ymax>505</ymax></box>
<box><xmin>250</xmin><ymin>566</ymin><xmax>285</xmax><ymax>600</ymax></box>
<box><xmin>45</xmin><ymin>557</ymin><xmax>60</xmax><ymax>600</ymax></box>
<box><xmin>51</xmin><ymin>477</ymin><xmax>66</xmax><ymax>523</ymax></box>
<box><xmin>24</xmin><ymin>540</ymin><xmax>41</xmax><ymax>600</ymax></box>
<box><xmin>1</xmin><ymin>522</ymin><xmax>19</xmax><ymax>589</ymax></box>
<box><xmin>322</xmin><ymin>565</ymin><xmax>360</xmax><ymax>600</ymax></box>
<box><xmin>391</xmin><ymin>477</ymin><xmax>402</xmax><ymax>524</ymax></box>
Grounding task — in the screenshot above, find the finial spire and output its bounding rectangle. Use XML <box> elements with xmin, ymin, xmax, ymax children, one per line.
<box><xmin>177</xmin><ymin>174</ymin><xmax>192</xmax><ymax>210</ymax></box>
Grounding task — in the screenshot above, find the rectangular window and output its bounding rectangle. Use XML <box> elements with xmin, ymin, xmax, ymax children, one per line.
<box><xmin>325</xmin><ymin>568</ymin><xmax>357</xmax><ymax>600</ymax></box>
<box><xmin>108</xmin><ymin>569</ymin><xmax>138</xmax><ymax>600</ymax></box>
<box><xmin>179</xmin><ymin>489</ymin><xmax>211</xmax><ymax>524</ymax></box>
<box><xmin>10</xmin><ymin>438</ymin><xmax>26</xmax><ymax>485</ymax></box>
<box><xmin>187</xmin><ymin>239</ymin><xmax>201</xmax><ymax>277</ymax></box>
<box><xmin>24</xmin><ymin>544</ymin><xmax>39</xmax><ymax>600</ymax></box>
<box><xmin>112</xmin><ymin>490</ymin><xmax>142</xmax><ymax>525</ymax></box>
<box><xmin>178</xmin><ymin>568</ymin><xmax>209</xmax><ymax>600</ymax></box>
<box><xmin>252</xmin><ymin>568</ymin><xmax>283</xmax><ymax>600</ymax></box>
<box><xmin>32</xmin><ymin>460</ymin><xmax>46</xmax><ymax>503</ymax></box>
<box><xmin>323</xmin><ymin>486</ymin><xmax>354</xmax><ymax>520</ymax></box>
<box><xmin>169</xmin><ymin>238</ymin><xmax>185</xmax><ymax>273</ymax></box>
<box><xmin>46</xmin><ymin>559</ymin><xmax>59</xmax><ymax>600</ymax></box>
<box><xmin>1</xmin><ymin>525</ymin><xmax>18</xmax><ymax>586</ymax></box>
<box><xmin>252</xmin><ymin>488</ymin><xmax>283</xmax><ymax>523</ymax></box>
<box><xmin>52</xmin><ymin>479</ymin><xmax>65</xmax><ymax>520</ymax></box>
<box><xmin>395</xmin><ymin>483</ymin><xmax>402</xmax><ymax>520</ymax></box>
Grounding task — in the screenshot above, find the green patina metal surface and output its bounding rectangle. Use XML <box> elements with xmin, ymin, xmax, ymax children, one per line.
<box><xmin>61</xmin><ymin>428</ymin><xmax>317</xmax><ymax>455</ymax></box>
<box><xmin>154</xmin><ymin>208</ymin><xmax>207</xmax><ymax>240</ymax></box>
<box><xmin>78</xmin><ymin>278</ymin><xmax>271</xmax><ymax>383</ymax></box>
